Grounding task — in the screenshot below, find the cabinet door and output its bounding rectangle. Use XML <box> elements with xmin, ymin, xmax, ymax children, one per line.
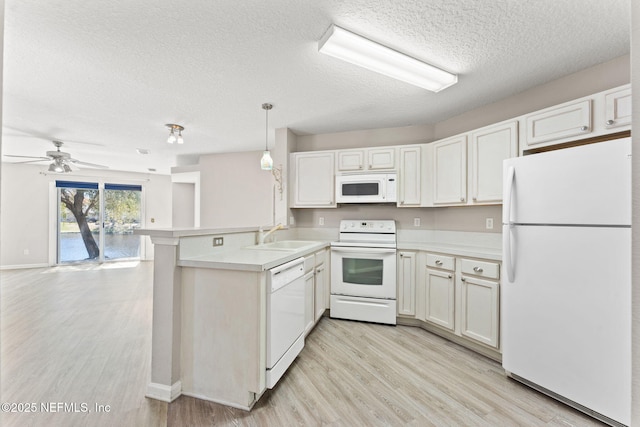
<box><xmin>470</xmin><ymin>121</ymin><xmax>518</xmax><ymax>204</ymax></box>
<box><xmin>604</xmin><ymin>87</ymin><xmax>632</xmax><ymax>129</ymax></box>
<box><xmin>397</xmin><ymin>251</ymin><xmax>416</xmax><ymax>317</ymax></box>
<box><xmin>337</xmin><ymin>150</ymin><xmax>364</xmax><ymax>171</ymax></box>
<box><xmin>433</xmin><ymin>136</ymin><xmax>467</xmax><ymax>205</ymax></box>
<box><xmin>291</xmin><ymin>152</ymin><xmax>336</xmax><ymax>207</ymax></box>
<box><xmin>368</xmin><ymin>148</ymin><xmax>396</xmax><ymax>170</ymax></box>
<box><xmin>460</xmin><ymin>275</ymin><xmax>499</xmax><ymax>348</ymax></box>
<box><xmin>398</xmin><ymin>146</ymin><xmax>421</xmax><ymax>207</ymax></box>
<box><xmin>525</xmin><ymin>99</ymin><xmax>592</xmax><ymax>146</ymax></box>
<box><xmin>304</xmin><ymin>271</ymin><xmax>315</xmax><ymax>335</ymax></box>
<box><xmin>314</xmin><ymin>263</ymin><xmax>327</xmax><ymax>322</ymax></box>
<box><xmin>424</xmin><ymin>268</ymin><xmax>455</xmax><ymax>330</ymax></box>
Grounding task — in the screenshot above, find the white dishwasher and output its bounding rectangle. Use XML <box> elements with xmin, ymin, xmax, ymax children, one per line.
<box><xmin>266</xmin><ymin>257</ymin><xmax>305</xmax><ymax>389</ymax></box>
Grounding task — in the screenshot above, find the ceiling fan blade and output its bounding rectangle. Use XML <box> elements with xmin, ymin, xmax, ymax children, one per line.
<box><xmin>2</xmin><ymin>126</ymin><xmax>105</xmax><ymax>146</ymax></box>
<box><xmin>3</xmin><ymin>154</ymin><xmax>52</xmax><ymax>160</ymax></box>
<box><xmin>69</xmin><ymin>159</ymin><xmax>109</xmax><ymax>169</ymax></box>
<box><xmin>9</xmin><ymin>159</ymin><xmax>51</xmax><ymax>164</ymax></box>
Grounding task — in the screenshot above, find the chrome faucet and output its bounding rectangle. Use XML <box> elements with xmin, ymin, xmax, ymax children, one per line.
<box><xmin>258</xmin><ymin>223</ymin><xmax>284</xmax><ymax>244</ymax></box>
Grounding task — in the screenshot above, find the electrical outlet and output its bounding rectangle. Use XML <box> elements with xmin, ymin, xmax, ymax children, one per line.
<box><xmin>213</xmin><ymin>237</ymin><xmax>224</xmax><ymax>246</ymax></box>
<box><xmin>318</xmin><ymin>217</ymin><xmax>325</xmax><ymax>226</ymax></box>
<box><xmin>289</xmin><ymin>216</ymin><xmax>295</xmax><ymax>225</ymax></box>
<box><xmin>486</xmin><ymin>218</ymin><xmax>494</xmax><ymax>229</ymax></box>
<box><xmin>413</xmin><ymin>218</ymin><xmax>421</xmax><ymax>227</ymax></box>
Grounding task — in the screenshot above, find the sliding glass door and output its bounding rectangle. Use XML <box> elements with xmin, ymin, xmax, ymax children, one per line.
<box><xmin>103</xmin><ymin>184</ymin><xmax>142</xmax><ymax>260</ymax></box>
<box><xmin>57</xmin><ymin>181</ymin><xmax>142</xmax><ymax>264</ymax></box>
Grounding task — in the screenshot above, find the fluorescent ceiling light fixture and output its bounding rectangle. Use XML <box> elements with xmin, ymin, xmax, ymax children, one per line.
<box><xmin>318</xmin><ymin>25</ymin><xmax>457</xmax><ymax>92</ymax></box>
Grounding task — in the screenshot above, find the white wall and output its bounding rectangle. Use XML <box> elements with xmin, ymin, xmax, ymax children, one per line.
<box><xmin>0</xmin><ymin>163</ymin><xmax>172</xmax><ymax>267</ymax></box>
<box><xmin>197</xmin><ymin>151</ymin><xmax>274</xmax><ymax>228</ymax></box>
<box><xmin>630</xmin><ymin>1</ymin><xmax>639</xmax><ymax>423</ymax></box>
<box><xmin>172</xmin><ymin>183</ymin><xmax>195</xmax><ymax>228</ymax></box>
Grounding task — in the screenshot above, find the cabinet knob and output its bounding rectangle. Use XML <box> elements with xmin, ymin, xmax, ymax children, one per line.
<box><xmin>435</xmin><ymin>260</ymin><xmax>443</xmax><ymax>266</ymax></box>
<box><xmin>472</xmin><ymin>197</ymin><xmax>477</xmax><ymax>201</ymax></box>
<box><xmin>400</xmin><ymin>200</ymin><xmax>405</xmax><ymax>205</ymax></box>
<box><xmin>448</xmin><ymin>274</ymin><xmax>452</xmax><ymax>279</ymax></box>
<box><xmin>461</xmin><ymin>277</ymin><xmax>466</xmax><ymax>282</ymax></box>
<box><xmin>460</xmin><ymin>197</ymin><xmax>465</xmax><ymax>202</ymax></box>
<box><xmin>606</xmin><ymin>119</ymin><xmax>615</xmax><ymax>125</ymax></box>
<box><xmin>473</xmin><ymin>266</ymin><xmax>484</xmax><ymax>273</ymax></box>
<box><xmin>580</xmin><ymin>126</ymin><xmax>588</xmax><ymax>132</ymax></box>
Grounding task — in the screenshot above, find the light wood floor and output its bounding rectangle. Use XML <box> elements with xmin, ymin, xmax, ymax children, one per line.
<box><xmin>1</xmin><ymin>263</ymin><xmax>604</xmax><ymax>426</ymax></box>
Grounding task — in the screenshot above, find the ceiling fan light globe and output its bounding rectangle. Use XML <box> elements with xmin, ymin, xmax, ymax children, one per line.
<box><xmin>167</xmin><ymin>134</ymin><xmax>177</xmax><ymax>144</ymax></box>
<box><xmin>48</xmin><ymin>163</ymin><xmax>57</xmax><ymax>172</ymax></box>
<box><xmin>177</xmin><ymin>135</ymin><xmax>184</xmax><ymax>144</ymax></box>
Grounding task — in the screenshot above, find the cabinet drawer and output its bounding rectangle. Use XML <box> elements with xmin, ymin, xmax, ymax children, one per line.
<box><xmin>426</xmin><ymin>253</ymin><xmax>455</xmax><ymax>271</ymax></box>
<box><xmin>461</xmin><ymin>258</ymin><xmax>499</xmax><ymax>279</ymax></box>
<box><xmin>314</xmin><ymin>249</ymin><xmax>327</xmax><ymax>266</ymax></box>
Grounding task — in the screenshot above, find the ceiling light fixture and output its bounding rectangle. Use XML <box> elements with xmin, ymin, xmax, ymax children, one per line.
<box><xmin>260</xmin><ymin>103</ymin><xmax>274</xmax><ymax>170</ymax></box>
<box><xmin>166</xmin><ymin>124</ymin><xmax>185</xmax><ymax>144</ymax></box>
<box><xmin>48</xmin><ymin>158</ymin><xmax>70</xmax><ymax>173</ymax></box>
<box><xmin>318</xmin><ymin>25</ymin><xmax>458</xmax><ymax>92</ymax></box>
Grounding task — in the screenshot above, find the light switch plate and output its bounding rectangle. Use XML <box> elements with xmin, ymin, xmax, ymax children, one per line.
<box><xmin>213</xmin><ymin>237</ymin><xmax>224</xmax><ymax>246</ymax></box>
<box><xmin>485</xmin><ymin>218</ymin><xmax>494</xmax><ymax>229</ymax></box>
<box><xmin>413</xmin><ymin>218</ymin><xmax>421</xmax><ymax>227</ymax></box>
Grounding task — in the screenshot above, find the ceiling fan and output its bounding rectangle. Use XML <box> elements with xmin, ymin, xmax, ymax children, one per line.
<box><xmin>3</xmin><ymin>140</ymin><xmax>108</xmax><ymax>173</ymax></box>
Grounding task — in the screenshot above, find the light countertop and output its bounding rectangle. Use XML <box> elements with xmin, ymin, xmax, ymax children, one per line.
<box><xmin>178</xmin><ymin>241</ymin><xmax>330</xmax><ymax>272</ymax></box>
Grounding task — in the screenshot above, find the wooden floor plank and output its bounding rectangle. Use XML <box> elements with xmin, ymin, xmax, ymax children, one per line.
<box><xmin>1</xmin><ymin>263</ymin><xmax>605</xmax><ymax>426</ymax></box>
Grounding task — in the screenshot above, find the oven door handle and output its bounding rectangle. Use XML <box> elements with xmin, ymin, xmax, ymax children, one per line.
<box><xmin>331</xmin><ymin>247</ymin><xmax>397</xmax><ymax>255</ymax></box>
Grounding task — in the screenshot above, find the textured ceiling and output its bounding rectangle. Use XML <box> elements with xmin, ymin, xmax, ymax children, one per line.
<box><xmin>1</xmin><ymin>0</ymin><xmax>631</xmax><ymax>174</ymax></box>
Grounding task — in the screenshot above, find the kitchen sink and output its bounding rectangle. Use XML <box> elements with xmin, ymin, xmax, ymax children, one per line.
<box><xmin>245</xmin><ymin>240</ymin><xmax>319</xmax><ymax>251</ymax></box>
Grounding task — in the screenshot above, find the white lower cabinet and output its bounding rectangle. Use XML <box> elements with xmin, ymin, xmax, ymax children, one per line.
<box><xmin>460</xmin><ymin>275</ymin><xmax>499</xmax><ymax>348</ymax></box>
<box><xmin>404</xmin><ymin>250</ymin><xmax>501</xmax><ymax>353</ymax></box>
<box><xmin>424</xmin><ymin>268</ymin><xmax>455</xmax><ymax>330</ymax></box>
<box><xmin>314</xmin><ymin>262</ymin><xmax>327</xmax><ymax>322</ymax></box>
<box><xmin>304</xmin><ymin>271</ymin><xmax>315</xmax><ymax>335</ymax></box>
<box><xmin>303</xmin><ymin>248</ymin><xmax>329</xmax><ymax>336</ymax></box>
<box><xmin>397</xmin><ymin>251</ymin><xmax>417</xmax><ymax>317</ymax></box>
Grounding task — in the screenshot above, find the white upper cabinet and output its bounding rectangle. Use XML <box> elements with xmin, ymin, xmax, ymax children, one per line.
<box><xmin>336</xmin><ymin>147</ymin><xmax>396</xmax><ymax>172</ymax></box>
<box><xmin>519</xmin><ymin>84</ymin><xmax>630</xmax><ymax>154</ymax></box>
<box><xmin>469</xmin><ymin>121</ymin><xmax>518</xmax><ymax>204</ymax></box>
<box><xmin>398</xmin><ymin>146</ymin><xmax>421</xmax><ymax>207</ymax></box>
<box><xmin>432</xmin><ymin>136</ymin><xmax>467</xmax><ymax>205</ymax></box>
<box><xmin>368</xmin><ymin>147</ymin><xmax>396</xmax><ymax>170</ymax></box>
<box><xmin>525</xmin><ymin>99</ymin><xmax>592</xmax><ymax>146</ymax></box>
<box><xmin>336</xmin><ymin>150</ymin><xmax>365</xmax><ymax>171</ymax></box>
<box><xmin>604</xmin><ymin>86</ymin><xmax>632</xmax><ymax>129</ymax></box>
<box><xmin>290</xmin><ymin>151</ymin><xmax>336</xmax><ymax>208</ymax></box>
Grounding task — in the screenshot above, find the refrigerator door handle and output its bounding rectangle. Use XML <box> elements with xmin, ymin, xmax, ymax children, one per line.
<box><xmin>504</xmin><ymin>166</ymin><xmax>515</xmax><ymax>225</ymax></box>
<box><xmin>504</xmin><ymin>166</ymin><xmax>515</xmax><ymax>282</ymax></box>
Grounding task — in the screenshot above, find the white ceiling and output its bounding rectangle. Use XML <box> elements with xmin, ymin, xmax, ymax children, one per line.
<box><xmin>1</xmin><ymin>0</ymin><xmax>631</xmax><ymax>174</ymax></box>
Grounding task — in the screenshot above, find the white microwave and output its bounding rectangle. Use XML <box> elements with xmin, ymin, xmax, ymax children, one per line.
<box><xmin>335</xmin><ymin>173</ymin><xmax>397</xmax><ymax>204</ymax></box>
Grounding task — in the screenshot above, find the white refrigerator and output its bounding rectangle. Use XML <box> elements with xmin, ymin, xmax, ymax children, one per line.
<box><xmin>502</xmin><ymin>138</ymin><xmax>631</xmax><ymax>426</ymax></box>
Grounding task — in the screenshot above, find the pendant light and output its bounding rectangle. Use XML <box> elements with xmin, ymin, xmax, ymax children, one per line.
<box><xmin>260</xmin><ymin>103</ymin><xmax>274</xmax><ymax>170</ymax></box>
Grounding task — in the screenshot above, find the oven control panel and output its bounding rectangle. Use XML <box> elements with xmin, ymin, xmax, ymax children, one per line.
<box><xmin>339</xmin><ymin>220</ymin><xmax>396</xmax><ymax>233</ymax></box>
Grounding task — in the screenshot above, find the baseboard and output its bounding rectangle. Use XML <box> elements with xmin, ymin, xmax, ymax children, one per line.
<box><xmin>145</xmin><ymin>381</ymin><xmax>182</xmax><ymax>402</ymax></box>
<box><xmin>0</xmin><ymin>263</ymin><xmax>50</xmax><ymax>270</ymax></box>
<box><xmin>180</xmin><ymin>391</ymin><xmax>257</xmax><ymax>411</ymax></box>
